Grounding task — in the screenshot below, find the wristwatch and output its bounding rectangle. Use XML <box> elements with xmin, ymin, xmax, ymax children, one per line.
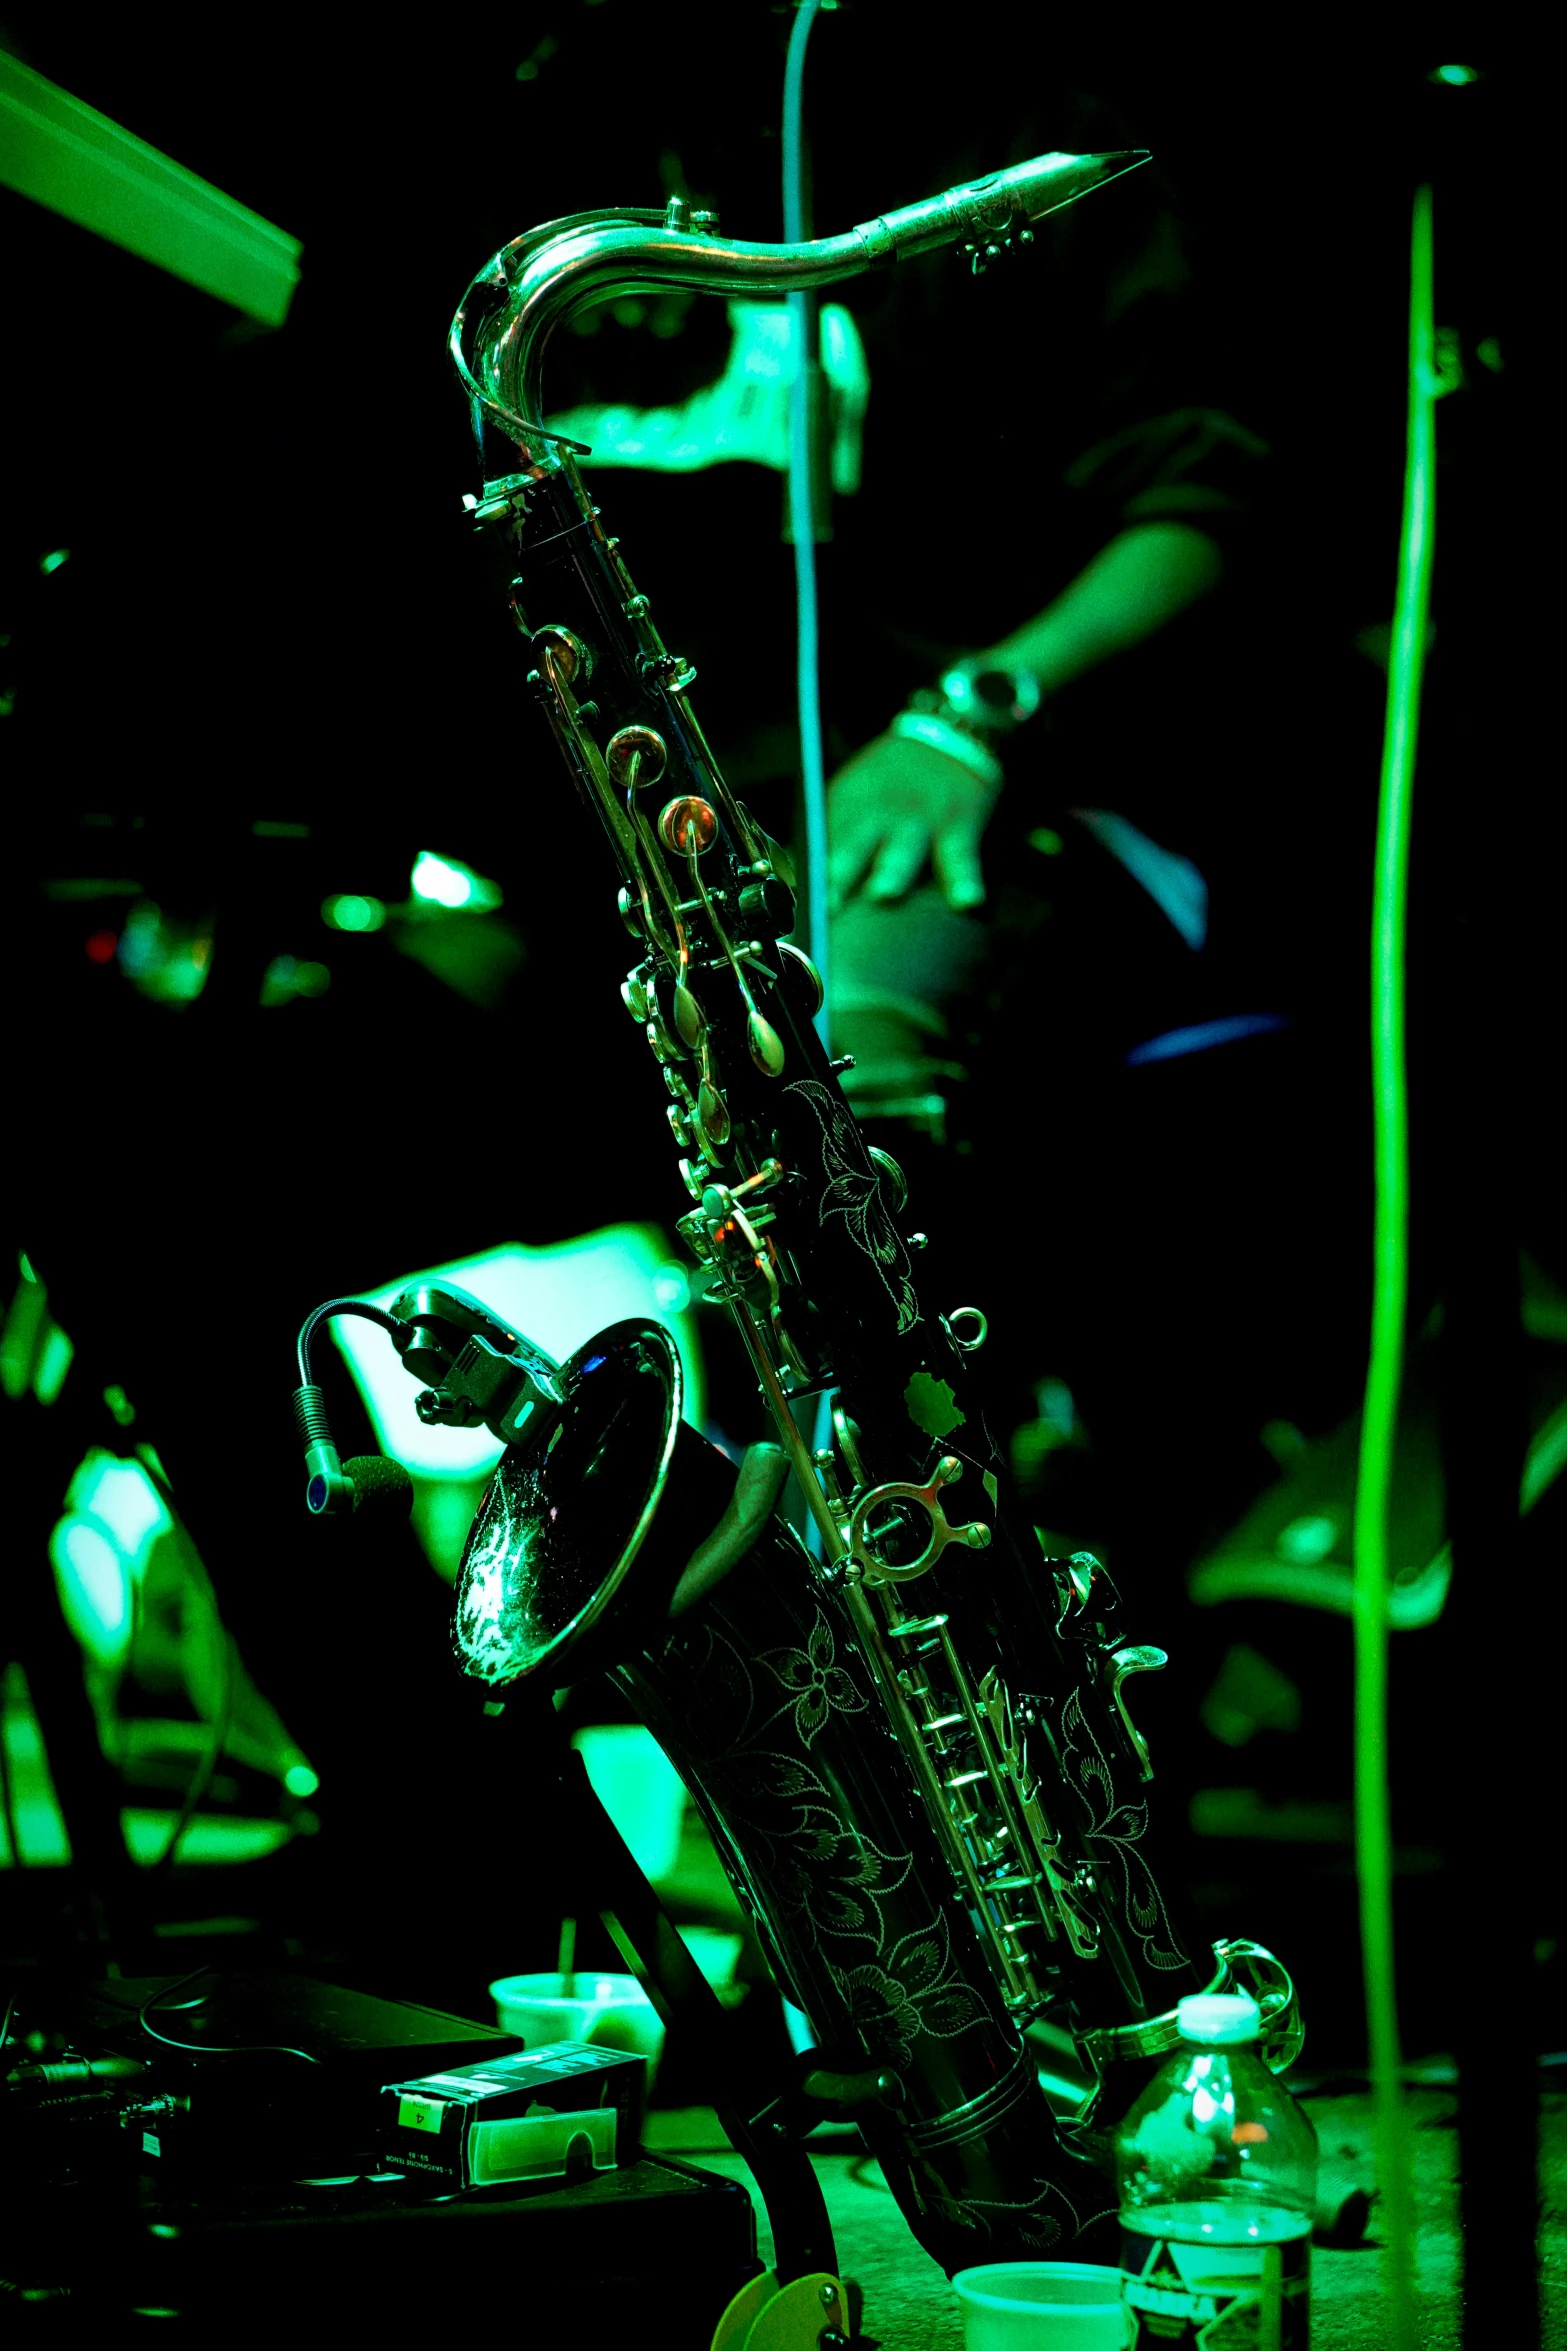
<box><xmin>936</xmin><ymin>657</ymin><xmax>1043</xmax><ymax>740</ymax></box>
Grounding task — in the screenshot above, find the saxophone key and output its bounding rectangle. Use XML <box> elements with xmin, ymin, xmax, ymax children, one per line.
<box><xmin>617</xmin><ymin>885</ymin><xmax>645</xmax><ymax>940</ymax></box>
<box><xmin>605</xmin><ymin>724</ymin><xmax>667</xmax><ymax>789</ymax></box>
<box><xmin>656</xmin><ymin>795</ymin><xmax>718</xmax><ymax>855</ymax></box>
<box><xmin>695</xmin><ymin>1077</ymin><xmax>731</xmax><ymax>1152</ymax></box>
<box><xmin>531</xmin><ymin>621</ymin><xmax>592</xmax><ymax>685</ymax></box>
<box><xmin>737</xmin><ymin>873</ymin><xmax>796</xmax><ymax>933</ymax></box>
<box><xmin>887</xmin><ymin>1613</ymin><xmax>952</xmax><ymax>1639</ymax></box>
<box><xmin>867</xmin><ymin>1145</ymin><xmax>908</xmax><ymax>1211</ymax></box>
<box><xmin>674</xmin><ymin>1207</ymin><xmax>713</xmax><ymax>1262</ymax></box>
<box><xmin>673</xmin><ymin>981</ymin><xmax>706</xmax><ymax>1047</ymax></box>
<box><xmin>746</xmin><ymin>1007</ymin><xmax>787</xmax><ymax>1076</ymax></box>
<box><xmin>645</xmin><ymin>1010</ymin><xmax>685</xmax><ymax>1063</ymax></box>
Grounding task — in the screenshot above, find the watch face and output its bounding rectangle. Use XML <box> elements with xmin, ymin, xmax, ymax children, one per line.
<box><xmin>942</xmin><ymin>663</ymin><xmax>1041</xmax><ymax>729</ymax></box>
<box><xmin>971</xmin><ymin>669</ymin><xmax>1020</xmax><ymax>714</ymax></box>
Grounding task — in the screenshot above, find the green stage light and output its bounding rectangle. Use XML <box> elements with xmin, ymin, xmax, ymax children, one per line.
<box><xmin>48</xmin><ymin>1450</ymin><xmax>170</xmax><ymax>1670</ymax></box>
<box><xmin>322</xmin><ymin>892</ymin><xmax>386</xmax><ymax>932</ymax></box>
<box><xmin>260</xmin><ymin>955</ymin><xmax>331</xmax><ymax>1007</ymax></box>
<box><xmin>0</xmin><ymin>52</ymin><xmax>300</xmax><ymax>326</ymax></box>
<box><xmin>117</xmin><ymin>902</ymin><xmax>213</xmax><ymax>1004</ymax></box>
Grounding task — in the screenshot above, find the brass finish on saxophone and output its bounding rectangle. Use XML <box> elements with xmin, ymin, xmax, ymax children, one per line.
<box><xmin>328</xmin><ymin>151</ymin><xmax>1301</xmax><ymax>2273</ymax></box>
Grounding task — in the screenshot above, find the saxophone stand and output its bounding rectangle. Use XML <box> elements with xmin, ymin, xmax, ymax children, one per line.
<box><xmin>484</xmin><ymin>1693</ymin><xmax>859</xmax><ymax>2349</ymax></box>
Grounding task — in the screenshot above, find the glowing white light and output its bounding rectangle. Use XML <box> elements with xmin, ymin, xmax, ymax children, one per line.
<box><xmin>50</xmin><ymin>1518</ymin><xmax>132</xmax><ymax>1665</ymax></box>
<box><xmin>411</xmin><ymin>850</ymin><xmax>474</xmax><ymax>907</ymax></box>
<box><xmin>410</xmin><ymin>850</ymin><xmax>504</xmax><ymax>912</ymax></box>
<box><xmin>1278</xmin><ymin>1513</ymin><xmax>1338</xmax><ymax>1564</ymax></box>
<box><xmin>48</xmin><ymin>1450</ymin><xmax>174</xmax><ymax>1667</ymax></box>
<box><xmin>652</xmin><ymin>1264</ymin><xmax>691</xmax><ymax>1313</ymax></box>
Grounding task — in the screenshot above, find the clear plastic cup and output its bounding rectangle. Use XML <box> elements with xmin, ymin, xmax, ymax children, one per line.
<box><xmin>488</xmin><ymin>1970</ymin><xmax>666</xmax><ymax>2095</ymax></box>
<box><xmin>952</xmin><ymin>2262</ymin><xmax>1130</xmax><ymax>2349</ymax></box>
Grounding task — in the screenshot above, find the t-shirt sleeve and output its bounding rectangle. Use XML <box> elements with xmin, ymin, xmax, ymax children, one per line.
<box><xmin>1057</xmin><ymin>223</ymin><xmax>1272</xmax><ymax>560</ymax></box>
<box><xmin>1063</xmin><ymin>398</ymin><xmax>1271</xmax><ymax>540</ymax></box>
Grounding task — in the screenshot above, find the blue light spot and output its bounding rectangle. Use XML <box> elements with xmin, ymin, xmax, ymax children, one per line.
<box><xmin>580</xmin><ymin>1354</ymin><xmax>607</xmax><ymax>1375</ymax></box>
<box><xmin>1125</xmin><ymin>1014</ymin><xmax>1288</xmax><ymax>1068</ymax></box>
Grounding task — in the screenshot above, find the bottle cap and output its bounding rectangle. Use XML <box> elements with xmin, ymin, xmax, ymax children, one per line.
<box><xmin>1177</xmin><ymin>1992</ymin><xmax>1263</xmax><ymax>2045</ymax></box>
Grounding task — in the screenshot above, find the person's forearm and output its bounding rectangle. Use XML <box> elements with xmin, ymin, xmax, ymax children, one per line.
<box><xmin>981</xmin><ymin>521</ymin><xmax>1224</xmax><ymax>696</ymax></box>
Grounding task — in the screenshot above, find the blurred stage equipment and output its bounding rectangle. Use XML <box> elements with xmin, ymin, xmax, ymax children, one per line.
<box><xmin>293</xmin><ymin>150</ymin><xmax>1302</xmax><ymax>2321</ymax></box>
<box><xmin>0</xmin><ymin>52</ymin><xmax>300</xmax><ymax>325</ymax></box>
<box><xmin>0</xmin><ymin>1973</ymin><xmax>759</xmax><ymax>2328</ymax></box>
<box><xmin>3</xmin><ymin>1254</ymin><xmax>319</xmax><ymax>1886</ymax></box>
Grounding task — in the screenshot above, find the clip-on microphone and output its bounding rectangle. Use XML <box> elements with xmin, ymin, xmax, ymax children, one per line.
<box><xmin>291</xmin><ymin>1283</ymin><xmax>564</xmax><ymax>1516</ymax></box>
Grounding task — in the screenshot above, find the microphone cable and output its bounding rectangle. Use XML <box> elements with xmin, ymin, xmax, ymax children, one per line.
<box><xmin>132</xmin><ymin>1444</ymin><xmax>235</xmax><ymax>1879</ymax></box>
<box><xmin>1353</xmin><ymin>177</ymin><xmax>1438</xmax><ymax>2351</ymax></box>
<box><xmin>137</xmin><ymin>1967</ymin><xmax>318</xmax><ymax>2066</ymax></box>
<box><xmin>782</xmin><ymin>0</ymin><xmax>828</xmax><ymax>1053</ymax></box>
<box><xmin>783</xmin><ymin>0</ymin><xmax>840</xmax><ymax>1545</ymax></box>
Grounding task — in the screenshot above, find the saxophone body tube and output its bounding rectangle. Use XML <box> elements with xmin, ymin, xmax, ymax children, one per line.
<box><xmin>436</xmin><ymin>150</ymin><xmax>1302</xmax><ymax>2269</ymax></box>
<box><xmin>617</xmin><ymin>1524</ymin><xmax>1123</xmax><ymax>2270</ymax></box>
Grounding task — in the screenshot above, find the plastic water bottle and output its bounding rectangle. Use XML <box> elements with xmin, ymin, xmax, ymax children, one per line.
<box><xmin>1115</xmin><ymin>1991</ymin><xmax>1317</xmax><ymax>2349</ymax></box>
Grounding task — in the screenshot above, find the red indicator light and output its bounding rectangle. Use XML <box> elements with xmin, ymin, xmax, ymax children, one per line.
<box><xmin>1231</xmin><ymin>2121</ymin><xmax>1269</xmax><ymax>2145</ymax></box>
<box><xmin>85</xmin><ymin>931</ymin><xmax>118</xmax><ymax>964</ymax></box>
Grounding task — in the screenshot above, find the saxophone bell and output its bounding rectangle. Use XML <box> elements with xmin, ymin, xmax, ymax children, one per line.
<box><xmin>446</xmin><ymin>1319</ymin><xmax>773</xmax><ymax>1690</ymax></box>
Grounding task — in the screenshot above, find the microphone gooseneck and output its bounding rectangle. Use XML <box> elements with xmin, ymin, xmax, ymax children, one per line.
<box><xmin>293</xmin><ymin>1299</ymin><xmax>416</xmax><ymax>1515</ymax></box>
<box><xmin>292</xmin><ymin>1381</ymin><xmax>353</xmax><ymax>1514</ymax></box>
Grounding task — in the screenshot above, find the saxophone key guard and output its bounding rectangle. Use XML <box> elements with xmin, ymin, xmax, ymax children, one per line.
<box><xmin>848</xmin><ymin>1453</ymin><xmax>994</xmax><ymax>1585</ymax></box>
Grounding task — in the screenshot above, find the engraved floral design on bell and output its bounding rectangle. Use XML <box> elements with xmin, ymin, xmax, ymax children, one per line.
<box><xmin>828</xmin><ymin>1916</ymin><xmax>989</xmax><ymax>2069</ymax></box>
<box><xmin>760</xmin><ymin>1609</ymin><xmax>865</xmax><ymax>1745</ymax></box>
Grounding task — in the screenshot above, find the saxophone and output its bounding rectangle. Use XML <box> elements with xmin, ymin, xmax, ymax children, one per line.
<box><xmin>295</xmin><ymin>150</ymin><xmax>1300</xmax><ymax>2274</ymax></box>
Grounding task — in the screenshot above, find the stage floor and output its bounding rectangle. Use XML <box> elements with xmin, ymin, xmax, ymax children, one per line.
<box><xmin>649</xmin><ymin>2083</ymin><xmax>1567</xmax><ymax>2347</ymax></box>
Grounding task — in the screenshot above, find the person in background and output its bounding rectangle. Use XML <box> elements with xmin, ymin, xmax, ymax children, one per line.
<box><xmin>817</xmin><ymin>77</ymin><xmax>1362</xmax><ymax>1572</ymax></box>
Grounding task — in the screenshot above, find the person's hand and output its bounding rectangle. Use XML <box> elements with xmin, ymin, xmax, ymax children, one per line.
<box><xmin>826</xmin><ymin>732</ymin><xmax>1000</xmax><ymax>913</ymax></box>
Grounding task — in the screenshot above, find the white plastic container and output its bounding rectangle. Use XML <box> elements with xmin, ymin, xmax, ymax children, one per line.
<box><xmin>953</xmin><ymin>2261</ymin><xmax>1130</xmax><ymax>2348</ymax></box>
<box><xmin>489</xmin><ymin>1969</ymin><xmax>666</xmax><ymax>2088</ymax></box>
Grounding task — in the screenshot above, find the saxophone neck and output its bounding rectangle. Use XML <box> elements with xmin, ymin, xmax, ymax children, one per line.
<box><xmin>453</xmin><ymin>149</ymin><xmax>1149</xmax><ymax>446</ymax></box>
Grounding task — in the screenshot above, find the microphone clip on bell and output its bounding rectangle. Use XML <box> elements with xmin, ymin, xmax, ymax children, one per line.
<box><xmin>292</xmin><ymin>1283</ymin><xmax>565</xmax><ymax>1517</ymax></box>
<box><xmin>386</xmin><ymin>1278</ymin><xmax>566</xmax><ymax>1445</ymax></box>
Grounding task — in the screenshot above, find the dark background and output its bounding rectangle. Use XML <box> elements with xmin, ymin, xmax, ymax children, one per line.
<box><xmin>1</xmin><ymin>9</ymin><xmax>1556</xmax><ymax>2068</ymax></box>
